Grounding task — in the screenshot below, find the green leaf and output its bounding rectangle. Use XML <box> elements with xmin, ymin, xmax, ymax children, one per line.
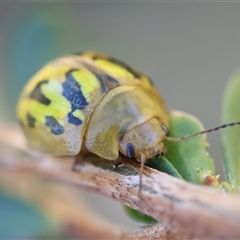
<box><xmin>164</xmin><ymin>111</ymin><xmax>216</xmax><ymax>185</ymax></box>
<box><xmin>124</xmin><ymin>206</ymin><xmax>157</xmax><ymax>224</ymax></box>
<box><xmin>221</xmin><ymin>70</ymin><xmax>240</xmax><ymax>191</ymax></box>
<box><xmin>146</xmin><ymin>156</ymin><xmax>183</xmax><ymax>179</ymax></box>
<box><xmin>125</xmin><ymin>111</ymin><xmax>219</xmax><ymax>223</ymax></box>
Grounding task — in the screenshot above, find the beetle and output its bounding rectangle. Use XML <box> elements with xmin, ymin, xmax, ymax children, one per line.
<box><xmin>17</xmin><ymin>51</ymin><xmax>240</xmax><ymax>173</ymax></box>
<box><xmin>17</xmin><ymin>51</ymin><xmax>170</xmax><ymax>166</ymax></box>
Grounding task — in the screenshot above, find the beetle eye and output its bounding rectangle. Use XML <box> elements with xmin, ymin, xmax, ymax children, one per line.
<box><xmin>161</xmin><ymin>124</ymin><xmax>169</xmax><ymax>135</ymax></box>
<box><xmin>126</xmin><ymin>142</ymin><xmax>135</xmax><ymax>158</ymax></box>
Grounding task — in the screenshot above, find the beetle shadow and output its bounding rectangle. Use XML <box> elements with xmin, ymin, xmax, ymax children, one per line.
<box><xmin>73</xmin><ymin>152</ymin><xmax>139</xmax><ymax>177</ymax></box>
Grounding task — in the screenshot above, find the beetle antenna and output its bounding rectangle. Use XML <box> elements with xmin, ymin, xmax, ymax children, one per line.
<box><xmin>138</xmin><ymin>153</ymin><xmax>145</xmax><ymax>198</ymax></box>
<box><xmin>165</xmin><ymin>121</ymin><xmax>240</xmax><ymax>142</ymax></box>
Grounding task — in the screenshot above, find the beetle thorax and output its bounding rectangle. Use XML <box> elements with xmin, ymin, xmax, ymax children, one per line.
<box><xmin>119</xmin><ymin>118</ymin><xmax>168</xmax><ymax>161</ymax></box>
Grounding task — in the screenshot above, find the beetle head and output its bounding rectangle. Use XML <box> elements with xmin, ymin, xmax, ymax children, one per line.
<box><xmin>119</xmin><ymin>118</ymin><xmax>168</xmax><ymax>161</ymax></box>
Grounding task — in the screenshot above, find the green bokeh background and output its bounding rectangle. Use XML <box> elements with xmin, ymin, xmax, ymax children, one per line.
<box><xmin>1</xmin><ymin>2</ymin><xmax>240</xmax><ymax>236</ymax></box>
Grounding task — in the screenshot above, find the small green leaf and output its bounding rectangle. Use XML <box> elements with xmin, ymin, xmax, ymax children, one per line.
<box><xmin>164</xmin><ymin>111</ymin><xmax>216</xmax><ymax>185</ymax></box>
<box><xmin>221</xmin><ymin>70</ymin><xmax>240</xmax><ymax>191</ymax></box>
<box><xmin>146</xmin><ymin>156</ymin><xmax>183</xmax><ymax>179</ymax></box>
<box><xmin>124</xmin><ymin>206</ymin><xmax>157</xmax><ymax>224</ymax></box>
<box><xmin>125</xmin><ymin>111</ymin><xmax>218</xmax><ymax>223</ymax></box>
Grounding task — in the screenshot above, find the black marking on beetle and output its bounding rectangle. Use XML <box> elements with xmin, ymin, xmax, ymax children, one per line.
<box><xmin>73</xmin><ymin>52</ymin><xmax>153</xmax><ymax>86</ymax></box>
<box><xmin>62</xmin><ymin>69</ymin><xmax>88</xmax><ymax>126</ymax></box>
<box><xmin>95</xmin><ymin>73</ymin><xmax>119</xmax><ymax>92</ymax></box>
<box><xmin>105</xmin><ymin>74</ymin><xmax>119</xmax><ymax>84</ymax></box>
<box><xmin>110</xmin><ymin>59</ymin><xmax>141</xmax><ymax>79</ymax></box>
<box><xmin>45</xmin><ymin>116</ymin><xmax>64</xmax><ymax>135</ymax></box>
<box><xmin>91</xmin><ymin>72</ymin><xmax>107</xmax><ymax>93</ymax></box>
<box><xmin>29</xmin><ymin>80</ymin><xmax>51</xmax><ymax>105</ymax></box>
<box><xmin>27</xmin><ymin>113</ymin><xmax>36</xmax><ymax>128</ymax></box>
<box><xmin>92</xmin><ymin>54</ymin><xmax>154</xmax><ymax>86</ymax></box>
<box><xmin>126</xmin><ymin>143</ymin><xmax>136</xmax><ymax>158</ymax></box>
<box><xmin>82</xmin><ymin>63</ymin><xmax>119</xmax><ymax>92</ymax></box>
<box><xmin>95</xmin><ymin>55</ymin><xmax>142</xmax><ymax>79</ymax></box>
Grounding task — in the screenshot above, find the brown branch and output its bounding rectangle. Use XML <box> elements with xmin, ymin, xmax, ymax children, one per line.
<box><xmin>0</xmin><ymin>171</ymin><xmax>126</xmax><ymax>239</ymax></box>
<box><xmin>1</xmin><ymin>124</ymin><xmax>240</xmax><ymax>239</ymax></box>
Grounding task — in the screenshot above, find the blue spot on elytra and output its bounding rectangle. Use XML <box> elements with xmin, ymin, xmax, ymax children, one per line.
<box><xmin>62</xmin><ymin>69</ymin><xmax>88</xmax><ymax>126</ymax></box>
<box><xmin>126</xmin><ymin>143</ymin><xmax>135</xmax><ymax>158</ymax></box>
<box><xmin>45</xmin><ymin>116</ymin><xmax>64</xmax><ymax>135</ymax></box>
<box><xmin>67</xmin><ymin>111</ymin><xmax>82</xmax><ymax>126</ymax></box>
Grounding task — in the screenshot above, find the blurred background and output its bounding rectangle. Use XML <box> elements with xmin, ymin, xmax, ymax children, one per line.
<box><xmin>1</xmin><ymin>2</ymin><xmax>240</xmax><ymax>238</ymax></box>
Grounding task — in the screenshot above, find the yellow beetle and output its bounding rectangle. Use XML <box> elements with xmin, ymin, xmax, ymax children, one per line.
<box><xmin>17</xmin><ymin>51</ymin><xmax>240</xmax><ymax>168</ymax></box>
<box><xmin>17</xmin><ymin>52</ymin><xmax>169</xmax><ymax>164</ymax></box>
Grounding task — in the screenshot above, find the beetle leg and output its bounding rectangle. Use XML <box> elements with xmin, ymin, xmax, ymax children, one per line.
<box><xmin>113</xmin><ymin>156</ymin><xmax>124</xmax><ymax>169</ymax></box>
<box><xmin>138</xmin><ymin>153</ymin><xmax>146</xmax><ymax>198</ymax></box>
<box><xmin>72</xmin><ymin>145</ymin><xmax>94</xmax><ymax>171</ymax></box>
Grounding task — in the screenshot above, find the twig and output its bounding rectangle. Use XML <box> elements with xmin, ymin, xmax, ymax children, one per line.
<box><xmin>1</xmin><ymin>124</ymin><xmax>240</xmax><ymax>239</ymax></box>
<box><xmin>0</xmin><ymin>171</ymin><xmax>126</xmax><ymax>239</ymax></box>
